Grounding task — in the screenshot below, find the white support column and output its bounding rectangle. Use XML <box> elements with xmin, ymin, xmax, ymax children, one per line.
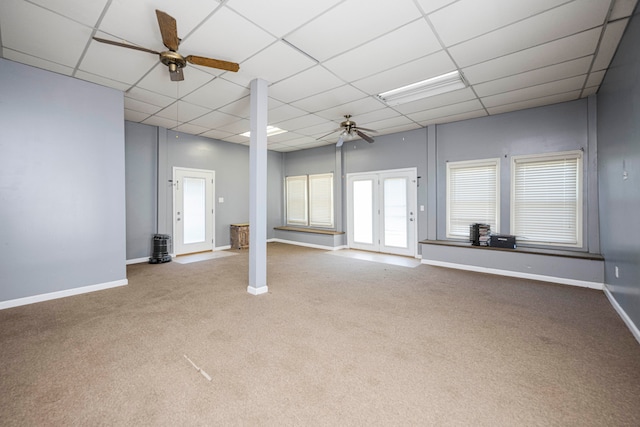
<box><xmin>248</xmin><ymin>78</ymin><xmax>268</xmax><ymax>295</ymax></box>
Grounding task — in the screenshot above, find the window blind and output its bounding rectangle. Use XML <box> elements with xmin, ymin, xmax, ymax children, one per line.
<box><xmin>447</xmin><ymin>159</ymin><xmax>499</xmax><ymax>238</ymax></box>
<box><xmin>512</xmin><ymin>152</ymin><xmax>581</xmax><ymax>246</ymax></box>
<box><xmin>309</xmin><ymin>173</ymin><xmax>334</xmax><ymax>228</ymax></box>
<box><xmin>286</xmin><ymin>175</ymin><xmax>308</xmax><ymax>225</ymax></box>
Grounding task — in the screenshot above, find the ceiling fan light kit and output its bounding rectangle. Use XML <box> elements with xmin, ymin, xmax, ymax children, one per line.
<box><xmin>377</xmin><ymin>70</ymin><xmax>467</xmax><ymax>106</ymax></box>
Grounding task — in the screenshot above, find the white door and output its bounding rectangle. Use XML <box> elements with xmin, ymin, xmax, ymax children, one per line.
<box><xmin>347</xmin><ymin>169</ymin><xmax>417</xmax><ymax>257</ymax></box>
<box><xmin>173</xmin><ymin>167</ymin><xmax>215</xmax><ymax>255</ymax></box>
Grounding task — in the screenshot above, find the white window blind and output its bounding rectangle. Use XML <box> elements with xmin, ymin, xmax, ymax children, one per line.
<box><xmin>446</xmin><ymin>159</ymin><xmax>499</xmax><ymax>238</ymax></box>
<box><xmin>286</xmin><ymin>175</ymin><xmax>308</xmax><ymax>225</ymax></box>
<box><xmin>309</xmin><ymin>173</ymin><xmax>334</xmax><ymax>228</ymax></box>
<box><xmin>512</xmin><ymin>151</ymin><xmax>582</xmax><ymax>247</ymax></box>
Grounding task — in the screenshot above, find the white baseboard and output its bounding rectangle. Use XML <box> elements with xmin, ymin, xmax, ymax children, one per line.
<box><xmin>604</xmin><ymin>285</ymin><xmax>640</xmax><ymax>345</ymax></box>
<box><xmin>421</xmin><ymin>259</ymin><xmax>603</xmax><ymax>290</ymax></box>
<box><xmin>247</xmin><ymin>285</ymin><xmax>268</xmax><ymax>295</ymax></box>
<box><xmin>126</xmin><ymin>257</ymin><xmax>149</xmax><ymax>265</ymax></box>
<box><xmin>270</xmin><ymin>238</ymin><xmax>347</xmax><ymax>251</ymax></box>
<box><xmin>0</xmin><ymin>279</ymin><xmax>129</xmax><ymax>310</ymax></box>
<box><xmin>216</xmin><ymin>245</ymin><xmax>231</xmax><ymax>251</ymax></box>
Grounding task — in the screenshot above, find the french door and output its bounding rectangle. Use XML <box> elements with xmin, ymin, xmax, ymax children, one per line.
<box><xmin>347</xmin><ymin>168</ymin><xmax>417</xmax><ymax>257</ymax></box>
<box><xmin>173</xmin><ymin>167</ymin><xmax>215</xmax><ymax>255</ymax></box>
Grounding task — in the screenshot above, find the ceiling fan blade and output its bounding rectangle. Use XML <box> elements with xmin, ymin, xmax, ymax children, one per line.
<box><xmin>92</xmin><ymin>37</ymin><xmax>159</xmax><ymax>55</ymax></box>
<box><xmin>156</xmin><ymin>9</ymin><xmax>180</xmax><ymax>51</ymax></box>
<box><xmin>357</xmin><ymin>127</ymin><xmax>378</xmax><ymax>133</ymax></box>
<box><xmin>336</xmin><ymin>135</ymin><xmax>345</xmax><ymax>148</ymax></box>
<box><xmin>169</xmin><ymin>68</ymin><xmax>184</xmax><ymax>81</ymax></box>
<box><xmin>186</xmin><ymin>55</ymin><xmax>239</xmax><ymax>72</ymax></box>
<box><xmin>356</xmin><ymin>130</ymin><xmax>375</xmax><ymax>144</ymax></box>
<box><xmin>316</xmin><ymin>127</ymin><xmax>343</xmax><ymax>140</ymax></box>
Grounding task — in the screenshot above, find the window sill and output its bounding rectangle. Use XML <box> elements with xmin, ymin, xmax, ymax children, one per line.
<box><xmin>419</xmin><ymin>239</ymin><xmax>602</xmax><ymax>261</ymax></box>
<box><xmin>274</xmin><ymin>226</ymin><xmax>344</xmax><ymax>236</ymax></box>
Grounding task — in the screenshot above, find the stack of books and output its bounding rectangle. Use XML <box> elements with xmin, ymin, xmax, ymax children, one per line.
<box><xmin>470</xmin><ymin>223</ymin><xmax>491</xmax><ymax>246</ymax></box>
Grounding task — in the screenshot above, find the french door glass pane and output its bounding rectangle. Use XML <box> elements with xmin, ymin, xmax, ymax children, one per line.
<box><xmin>183</xmin><ymin>177</ymin><xmax>206</xmax><ymax>244</ymax></box>
<box><xmin>384</xmin><ymin>178</ymin><xmax>407</xmax><ymax>248</ymax></box>
<box><xmin>353</xmin><ymin>180</ymin><xmax>373</xmax><ymax>244</ymax></box>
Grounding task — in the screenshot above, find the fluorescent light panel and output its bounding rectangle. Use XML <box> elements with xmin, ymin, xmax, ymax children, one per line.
<box><xmin>240</xmin><ymin>126</ymin><xmax>287</xmax><ymax>137</ymax></box>
<box><xmin>377</xmin><ymin>71</ymin><xmax>467</xmax><ymax>106</ymax></box>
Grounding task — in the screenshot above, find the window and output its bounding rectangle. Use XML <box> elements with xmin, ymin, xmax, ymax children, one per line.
<box><xmin>446</xmin><ymin>159</ymin><xmax>500</xmax><ymax>238</ymax></box>
<box><xmin>511</xmin><ymin>151</ymin><xmax>582</xmax><ymax>247</ymax></box>
<box><xmin>286</xmin><ymin>173</ymin><xmax>334</xmax><ymax>228</ymax></box>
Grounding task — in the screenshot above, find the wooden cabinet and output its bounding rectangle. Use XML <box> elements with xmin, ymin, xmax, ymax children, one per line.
<box><xmin>230</xmin><ymin>223</ymin><xmax>249</xmax><ymax>249</ymax></box>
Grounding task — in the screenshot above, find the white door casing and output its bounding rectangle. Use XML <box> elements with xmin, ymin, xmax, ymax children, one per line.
<box><xmin>173</xmin><ymin>167</ymin><xmax>215</xmax><ymax>255</ymax></box>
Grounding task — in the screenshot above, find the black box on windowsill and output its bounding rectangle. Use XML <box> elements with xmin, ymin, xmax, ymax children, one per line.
<box><xmin>488</xmin><ymin>234</ymin><xmax>517</xmax><ymax>249</ymax></box>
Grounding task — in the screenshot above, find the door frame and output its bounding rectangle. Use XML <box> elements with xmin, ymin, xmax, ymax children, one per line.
<box><xmin>172</xmin><ymin>167</ymin><xmax>215</xmax><ymax>256</ymax></box>
<box><xmin>346</xmin><ymin>167</ymin><xmax>418</xmax><ymax>257</ymax></box>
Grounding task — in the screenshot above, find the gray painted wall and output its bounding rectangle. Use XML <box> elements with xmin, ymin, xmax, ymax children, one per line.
<box><xmin>0</xmin><ymin>59</ymin><xmax>127</xmax><ymax>302</ymax></box>
<box><xmin>124</xmin><ymin>123</ymin><xmax>283</xmax><ymax>258</ymax></box>
<box><xmin>435</xmin><ymin>98</ymin><xmax>596</xmax><ymax>252</ymax></box>
<box><xmin>597</xmin><ymin>6</ymin><xmax>640</xmax><ymax>327</ymax></box>
<box><xmin>125</xmin><ymin>122</ymin><xmax>157</xmax><ymax>260</ymax></box>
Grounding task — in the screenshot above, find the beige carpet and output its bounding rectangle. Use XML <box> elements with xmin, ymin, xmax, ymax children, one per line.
<box><xmin>1</xmin><ymin>243</ymin><xmax>639</xmax><ymax>426</ymax></box>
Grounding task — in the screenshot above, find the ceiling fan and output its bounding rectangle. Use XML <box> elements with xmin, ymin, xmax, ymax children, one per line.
<box><xmin>92</xmin><ymin>10</ymin><xmax>239</xmax><ymax>81</ymax></box>
<box><xmin>318</xmin><ymin>115</ymin><xmax>377</xmax><ymax>147</ymax></box>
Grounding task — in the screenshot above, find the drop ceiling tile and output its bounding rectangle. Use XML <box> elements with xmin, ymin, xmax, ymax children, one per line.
<box><xmin>28</xmin><ymin>0</ymin><xmax>109</xmax><ymax>26</ymax></box>
<box><xmin>200</xmin><ymin>129</ymin><xmax>234</xmax><ymax>140</ymax></box>
<box><xmin>482</xmin><ymin>76</ymin><xmax>586</xmax><ymax>108</ymax></box>
<box><xmin>126</xmin><ymin>87</ymin><xmax>176</xmax><ymax>108</ymax></box>
<box><xmin>407</xmin><ymin>99</ymin><xmax>484</xmax><ymax>123</ymax></box>
<box><xmin>223</xmin><ymin>134</ymin><xmax>248</xmax><ymax>144</ymax></box>
<box><xmin>285</xmin><ymin>0</ymin><xmax>421</xmax><ymax>62</ymax></box>
<box><xmin>323</xmin><ymin>20</ymin><xmax>442</xmax><ymax>82</ymax></box>
<box><xmin>99</xmin><ymin>1</ymin><xmax>219</xmax><ymax>51</ymax></box>
<box><xmin>415</xmin><ymin>0</ymin><xmax>458</xmax><ymax>14</ymax></box>
<box><xmin>359</xmin><ymin>115</ymin><xmax>414</xmax><ymax>131</ymax></box>
<box><xmin>374</xmin><ymin>122</ymin><xmax>422</xmax><ymax>135</ymax></box>
<box><xmin>226</xmin><ymin>0</ymin><xmax>342</xmax><ymax>38</ymax></box>
<box><xmin>428</xmin><ymin>0</ymin><xmax>566</xmax><ymax>46</ymax></box>
<box><xmin>352</xmin><ymin>50</ymin><xmax>456</xmax><ymax>95</ymax></box>
<box><xmin>473</xmin><ymin>56</ymin><xmax>593</xmax><ymax>97</ymax></box>
<box><xmin>300</xmin><ymin>122</ymin><xmax>344</xmax><ymax>138</ymax></box>
<box><xmin>74</xmin><ymin>70</ymin><xmax>132</xmax><ymax>91</ymax></box>
<box><xmin>223</xmin><ymin>41</ymin><xmax>316</xmax><ymax>87</ymax></box>
<box><xmin>124</xmin><ymin>109</ymin><xmax>150</xmax><ymax>122</ymax></box>
<box><xmin>351</xmin><ymin>108</ymin><xmax>402</xmax><ymax>125</ymax></box>
<box><xmin>487</xmin><ymin>90</ymin><xmax>581</xmax><ymax>115</ymax></box>
<box><xmin>190</xmin><ymin>110</ymin><xmax>246</xmax><ymax>128</ymax></box>
<box><xmin>392</xmin><ymin>87</ymin><xmax>478</xmax><ymax>115</ymax></box>
<box><xmin>280</xmin><ymin>135</ymin><xmax>317</xmax><ymax>147</ymax></box>
<box><xmin>217</xmin><ymin>118</ymin><xmax>250</xmax><ymax>134</ymax></box>
<box><xmin>218</xmin><ymin>96</ymin><xmax>251</xmax><ymax>118</ymax></box>
<box><xmin>592</xmin><ymin>19</ymin><xmax>629</xmax><ymax>71</ymax></box>
<box><xmin>0</xmin><ymin>0</ymin><xmax>92</xmax><ymax>67</ymax></box>
<box><xmin>462</xmin><ymin>28</ymin><xmax>601</xmax><ymax>84</ymax></box>
<box><xmin>267</xmin><ymin>131</ymin><xmax>302</xmax><ymax>143</ymax></box>
<box><xmin>268</xmin><ymin>105</ymin><xmax>308</xmax><ymax>123</ymax></box>
<box><xmin>137</xmin><ymin>65</ymin><xmax>215</xmax><ymax>99</ymax></box>
<box><xmin>585</xmin><ymin>70</ymin><xmax>606</xmax><ymax>88</ymax></box>
<box><xmin>275</xmin><ymin>113</ymin><xmax>327</xmax><ymax>132</ymax></box>
<box><xmin>291</xmin><ymin>85</ymin><xmax>368</xmax><ymax>113</ymax></box>
<box><xmin>269</xmin><ymin>66</ymin><xmax>344</xmax><ymax>103</ymax></box>
<box><xmin>581</xmin><ymin>86</ymin><xmax>599</xmax><ymax>97</ymax></box>
<box><xmin>420</xmin><ymin>109</ymin><xmax>488</xmax><ymax>127</ymax></box>
<box><xmin>124</xmin><ymin>97</ymin><xmax>164</xmax><ymax>115</ymax></box>
<box><xmin>180</xmin><ymin>6</ymin><xmax>276</xmax><ymax>65</ymax></box>
<box><xmin>155</xmin><ymin>101</ymin><xmax>210</xmax><ymax>122</ymax></box>
<box><xmin>449</xmin><ymin>0</ymin><xmax>610</xmax><ymax>68</ymax></box>
<box><xmin>175</xmin><ymin>123</ymin><xmax>209</xmax><ymax>135</ymax></box>
<box><xmin>1</xmin><ymin>49</ymin><xmax>73</xmax><ymax>76</ymax></box>
<box><xmin>79</xmin><ymin>35</ymin><xmax>159</xmax><ymax>85</ymax></box>
<box><xmin>314</xmin><ymin>96</ymin><xmax>386</xmax><ymax>121</ymax></box>
<box><xmin>181</xmin><ymin>78</ymin><xmax>250</xmax><ymax>109</ymax></box>
<box><xmin>610</xmin><ymin>0</ymin><xmax>638</xmax><ymax>20</ymax></box>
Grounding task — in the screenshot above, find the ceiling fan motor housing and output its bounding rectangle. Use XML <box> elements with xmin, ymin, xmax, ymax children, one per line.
<box><xmin>160</xmin><ymin>51</ymin><xmax>187</xmax><ymax>70</ymax></box>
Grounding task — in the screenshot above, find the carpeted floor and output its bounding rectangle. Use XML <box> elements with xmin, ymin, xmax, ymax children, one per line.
<box><xmin>1</xmin><ymin>242</ymin><xmax>639</xmax><ymax>426</ymax></box>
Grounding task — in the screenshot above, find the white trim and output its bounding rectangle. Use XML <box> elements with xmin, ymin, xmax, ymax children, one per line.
<box><xmin>271</xmin><ymin>238</ymin><xmax>347</xmax><ymax>251</ymax></box>
<box><xmin>126</xmin><ymin>257</ymin><xmax>149</xmax><ymax>265</ymax></box>
<box><xmin>215</xmin><ymin>244</ymin><xmax>232</xmax><ymax>251</ymax></box>
<box><xmin>0</xmin><ymin>279</ymin><xmax>128</xmax><ymax>310</ymax></box>
<box><xmin>247</xmin><ymin>285</ymin><xmax>268</xmax><ymax>295</ymax></box>
<box><xmin>421</xmin><ymin>259</ymin><xmax>603</xmax><ymax>290</ymax></box>
<box><xmin>604</xmin><ymin>285</ymin><xmax>640</xmax><ymax>345</ymax></box>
